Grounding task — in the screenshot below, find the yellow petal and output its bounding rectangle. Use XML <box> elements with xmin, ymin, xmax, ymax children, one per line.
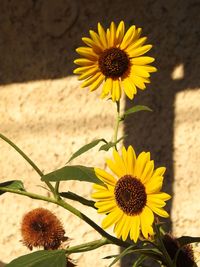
<box><xmin>101</xmin><ymin>78</ymin><xmax>113</xmax><ymax>98</ymax></box>
<box><xmin>152</xmin><ymin>167</ymin><xmax>166</xmax><ymax>177</ymax></box>
<box><xmin>113</xmin><ymin>148</ymin><xmax>127</xmax><ymax>175</ymax></box>
<box><xmin>89</xmin><ymin>74</ymin><xmax>104</xmax><ymax>91</ymax></box>
<box><xmin>92</xmin><ymin>190</ymin><xmax>114</xmax><ymax>200</ymax></box>
<box><xmin>140</xmin><ymin>206</ymin><xmax>154</xmax><ymax>239</ymax></box>
<box><xmin>73</xmin><ymin>65</ymin><xmax>96</xmax><ymax>74</ymax></box>
<box><xmin>131</xmin><ymin>75</ymin><xmax>146</xmax><ymax>90</ymax></box>
<box><xmin>120</xmin><ymin>25</ymin><xmax>136</xmax><ymax>50</ymax></box>
<box><xmin>89</xmin><ymin>30</ymin><xmax>104</xmax><ymax>50</ymax></box>
<box><xmin>126</xmin><ymin>37</ymin><xmax>147</xmax><ymax>53</ymax></box>
<box><xmin>106</xmin><ymin>158</ymin><xmax>124</xmax><ymax>178</ymax></box>
<box><xmin>110</xmin><ymin>21</ymin><xmax>117</xmax><ymax>47</ymax></box>
<box><xmin>111</xmin><ymin>79</ymin><xmax>121</xmax><ymax>101</ymax></box>
<box><xmin>96</xmin><ymin>200</ymin><xmax>116</xmax><ymax>213</ymax></box>
<box><xmin>130</xmin><ymin>215</ymin><xmax>140</xmax><ymax>242</ymax></box>
<box><xmin>121</xmin><ymin>215</ymin><xmax>132</xmax><ymax>241</ymax></box>
<box><xmin>134</xmin><ymin>152</ymin><xmax>150</xmax><ymax>178</ymax></box>
<box><xmin>82</xmin><ymin>37</ymin><xmax>95</xmax><ymax>47</ymax></box>
<box><xmin>147</xmin><ymin>204</ymin><xmax>169</xmax><ymax>218</ymax></box>
<box><xmin>74</xmin><ymin>58</ymin><xmax>94</xmax><ymax>66</ymax></box>
<box><xmin>76</xmin><ymin>47</ymin><xmax>98</xmax><ymax>60</ymax></box>
<box><xmin>122</xmin><ymin>77</ymin><xmax>137</xmax><ymax>99</ymax></box>
<box><xmin>140</xmin><ymin>160</ymin><xmax>154</xmax><ymax>184</ymax></box>
<box><xmin>147</xmin><ymin>195</ymin><xmax>167</xmax><ymax>208</ymax></box>
<box><xmin>106</xmin><ymin>28</ymin><xmax>111</xmax><ymax>47</ymax></box>
<box><xmin>116</xmin><ymin>80</ymin><xmax>121</xmax><ymax>101</ymax></box>
<box><xmin>131</xmin><ymin>56</ymin><xmax>155</xmax><ymax>65</ymax></box>
<box><xmin>129</xmin><ymin>44</ymin><xmax>152</xmax><ymax>58</ymax></box>
<box><xmin>81</xmin><ymin>73</ymin><xmax>102</xmax><ymax>88</ymax></box>
<box><xmin>98</xmin><ymin>22</ymin><xmax>107</xmax><ymax>48</ymax></box>
<box><xmin>141</xmin><ymin>65</ymin><xmax>157</xmax><ymax>73</ymax></box>
<box><xmin>116</xmin><ymin>21</ymin><xmax>125</xmax><ymax>45</ymax></box>
<box><xmin>114</xmin><ymin>213</ymin><xmax>127</xmax><ymax>239</ymax></box>
<box><xmin>145</xmin><ymin>176</ymin><xmax>164</xmax><ymax>194</ymax></box>
<box><xmin>93</xmin><ymin>183</ymin><xmax>107</xmax><ymax>191</ymax></box>
<box><xmin>95</xmin><ymin>168</ymin><xmax>116</xmax><ymax>186</ymax></box>
<box><xmin>78</xmin><ymin>66</ymin><xmax>99</xmax><ymax>80</ymax></box>
<box><xmin>122</xmin><ymin>146</ymin><xmax>128</xmax><ymax>172</ymax></box>
<box><xmin>102</xmin><ymin>208</ymin><xmax>123</xmax><ymax>229</ymax></box>
<box><xmin>127</xmin><ymin>146</ymin><xmax>136</xmax><ymax>175</ymax></box>
<box><xmin>131</xmin><ymin>66</ymin><xmax>150</xmax><ymax>78</ymax></box>
<box><xmin>150</xmin><ymin>192</ymin><xmax>171</xmax><ymax>201</ymax></box>
<box><xmin>130</xmin><ymin>27</ymin><xmax>142</xmax><ymax>44</ymax></box>
<box><xmin>147</xmin><ymin>193</ymin><xmax>171</xmax><ymax>208</ymax></box>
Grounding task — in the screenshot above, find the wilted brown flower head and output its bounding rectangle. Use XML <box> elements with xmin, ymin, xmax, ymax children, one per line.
<box><xmin>21</xmin><ymin>208</ymin><xmax>65</xmax><ymax>250</ymax></box>
<box><xmin>162</xmin><ymin>234</ymin><xmax>196</xmax><ymax>267</ymax></box>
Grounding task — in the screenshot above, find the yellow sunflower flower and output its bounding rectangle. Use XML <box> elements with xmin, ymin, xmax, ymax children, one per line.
<box><xmin>74</xmin><ymin>21</ymin><xmax>157</xmax><ymax>101</ymax></box>
<box><xmin>92</xmin><ymin>146</ymin><xmax>171</xmax><ymax>242</ymax></box>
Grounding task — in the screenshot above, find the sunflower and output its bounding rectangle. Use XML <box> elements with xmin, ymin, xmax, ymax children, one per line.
<box><xmin>74</xmin><ymin>21</ymin><xmax>157</xmax><ymax>101</ymax></box>
<box><xmin>92</xmin><ymin>146</ymin><xmax>171</xmax><ymax>242</ymax></box>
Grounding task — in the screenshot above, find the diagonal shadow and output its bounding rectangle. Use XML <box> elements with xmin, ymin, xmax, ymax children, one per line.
<box><xmin>0</xmin><ymin>0</ymin><xmax>199</xmax><ymax>266</ymax></box>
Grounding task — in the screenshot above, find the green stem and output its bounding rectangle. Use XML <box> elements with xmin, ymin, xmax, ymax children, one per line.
<box><xmin>0</xmin><ymin>132</ymin><xmax>55</xmax><ymax>195</ymax></box>
<box><xmin>113</xmin><ymin>100</ymin><xmax>121</xmax><ymax>145</ymax></box>
<box><xmin>154</xmin><ymin>223</ymin><xmax>174</xmax><ymax>267</ymax></box>
<box><xmin>65</xmin><ymin>238</ymin><xmax>110</xmax><ymax>254</ymax></box>
<box><xmin>0</xmin><ymin>186</ymin><xmax>130</xmax><ymax>248</ymax></box>
<box><xmin>55</xmin><ymin>181</ymin><xmax>60</xmax><ymax>200</ymax></box>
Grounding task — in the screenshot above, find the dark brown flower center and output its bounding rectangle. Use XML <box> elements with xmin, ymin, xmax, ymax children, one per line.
<box><xmin>98</xmin><ymin>47</ymin><xmax>130</xmax><ymax>78</ymax></box>
<box><xmin>114</xmin><ymin>175</ymin><xmax>147</xmax><ymax>215</ymax></box>
<box><xmin>31</xmin><ymin>220</ymin><xmax>48</xmax><ymax>232</ymax></box>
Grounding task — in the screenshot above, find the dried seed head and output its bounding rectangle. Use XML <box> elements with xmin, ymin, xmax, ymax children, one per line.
<box><xmin>162</xmin><ymin>233</ymin><xmax>195</xmax><ymax>267</ymax></box>
<box><xmin>21</xmin><ymin>208</ymin><xmax>65</xmax><ymax>250</ymax></box>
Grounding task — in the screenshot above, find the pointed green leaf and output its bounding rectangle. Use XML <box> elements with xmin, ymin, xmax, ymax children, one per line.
<box><xmin>132</xmin><ymin>255</ymin><xmax>147</xmax><ymax>267</ymax></box>
<box><xmin>109</xmin><ymin>247</ymin><xmax>162</xmax><ymax>267</ymax></box>
<box><xmin>102</xmin><ymin>254</ymin><xmax>119</xmax><ymax>260</ymax></box>
<box><xmin>0</xmin><ymin>180</ymin><xmax>25</xmax><ymax>196</ymax></box>
<box><xmin>6</xmin><ymin>250</ymin><xmax>66</xmax><ymax>267</ymax></box>
<box><xmin>109</xmin><ymin>246</ymin><xmax>136</xmax><ymax>267</ymax></box>
<box><xmin>42</xmin><ymin>165</ymin><xmax>102</xmax><ymax>185</ymax></box>
<box><xmin>122</xmin><ymin>105</ymin><xmax>152</xmax><ymax>119</ymax></box>
<box><xmin>60</xmin><ymin>191</ymin><xmax>96</xmax><ymax>208</ymax></box>
<box><xmin>99</xmin><ymin>136</ymin><xmax>125</xmax><ymax>151</ymax></box>
<box><xmin>67</xmin><ymin>138</ymin><xmax>107</xmax><ymax>163</ymax></box>
<box><xmin>177</xmin><ymin>236</ymin><xmax>200</xmax><ymax>246</ymax></box>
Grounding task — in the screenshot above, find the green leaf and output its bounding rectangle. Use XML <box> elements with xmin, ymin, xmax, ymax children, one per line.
<box><xmin>6</xmin><ymin>250</ymin><xmax>66</xmax><ymax>267</ymax></box>
<box><xmin>67</xmin><ymin>138</ymin><xmax>107</xmax><ymax>163</ymax></box>
<box><xmin>60</xmin><ymin>191</ymin><xmax>96</xmax><ymax>208</ymax></box>
<box><xmin>99</xmin><ymin>136</ymin><xmax>125</xmax><ymax>151</ymax></box>
<box><xmin>108</xmin><ymin>246</ymin><xmax>162</xmax><ymax>267</ymax></box>
<box><xmin>132</xmin><ymin>255</ymin><xmax>147</xmax><ymax>267</ymax></box>
<box><xmin>177</xmin><ymin>236</ymin><xmax>200</xmax><ymax>246</ymax></box>
<box><xmin>122</xmin><ymin>105</ymin><xmax>152</xmax><ymax>119</ymax></box>
<box><xmin>109</xmin><ymin>246</ymin><xmax>136</xmax><ymax>267</ymax></box>
<box><xmin>42</xmin><ymin>165</ymin><xmax>102</xmax><ymax>185</ymax></box>
<box><xmin>0</xmin><ymin>180</ymin><xmax>25</xmax><ymax>196</ymax></box>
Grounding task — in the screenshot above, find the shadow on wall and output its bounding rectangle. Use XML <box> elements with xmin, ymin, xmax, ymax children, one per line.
<box><xmin>0</xmin><ymin>261</ymin><xmax>5</xmax><ymax>267</ymax></box>
<box><xmin>0</xmin><ymin>0</ymin><xmax>199</xmax><ymax>266</ymax></box>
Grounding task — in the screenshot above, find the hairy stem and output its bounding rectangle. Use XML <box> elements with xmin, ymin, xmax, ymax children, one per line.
<box><xmin>0</xmin><ymin>186</ymin><xmax>131</xmax><ymax>248</ymax></box>
<box><xmin>65</xmin><ymin>238</ymin><xmax>111</xmax><ymax>254</ymax></box>
<box><xmin>0</xmin><ymin>132</ymin><xmax>55</xmax><ymax>195</ymax></box>
<box><xmin>113</xmin><ymin>100</ymin><xmax>121</xmax><ymax>146</ymax></box>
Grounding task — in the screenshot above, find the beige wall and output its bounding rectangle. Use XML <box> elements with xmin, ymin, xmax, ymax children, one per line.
<box><xmin>0</xmin><ymin>0</ymin><xmax>200</xmax><ymax>266</ymax></box>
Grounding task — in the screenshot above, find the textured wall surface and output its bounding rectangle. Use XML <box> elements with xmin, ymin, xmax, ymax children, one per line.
<box><xmin>0</xmin><ymin>0</ymin><xmax>200</xmax><ymax>266</ymax></box>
